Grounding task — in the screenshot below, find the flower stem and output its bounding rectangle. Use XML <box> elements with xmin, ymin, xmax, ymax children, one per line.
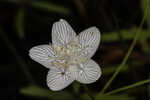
<box><xmin>105</xmin><ymin>78</ymin><xmax>150</xmax><ymax>95</ymax></box>
<box><xmin>100</xmin><ymin>0</ymin><xmax>149</xmax><ymax>94</ymax></box>
<box><xmin>83</xmin><ymin>85</ymin><xmax>95</xmax><ymax>100</ymax></box>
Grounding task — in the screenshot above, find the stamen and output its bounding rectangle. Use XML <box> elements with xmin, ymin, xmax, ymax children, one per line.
<box><xmin>66</xmin><ymin>49</ymin><xmax>71</xmax><ymax>56</ymax></box>
<box><xmin>51</xmin><ymin>40</ymin><xmax>88</xmax><ymax>69</ymax></box>
<box><xmin>56</xmin><ymin>46</ymin><xmax>62</xmax><ymax>52</ymax></box>
<box><xmin>51</xmin><ymin>60</ymin><xmax>68</xmax><ymax>68</ymax></box>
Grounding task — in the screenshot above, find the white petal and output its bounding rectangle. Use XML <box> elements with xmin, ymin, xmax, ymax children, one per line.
<box><xmin>78</xmin><ymin>27</ymin><xmax>100</xmax><ymax>58</ymax></box>
<box><xmin>29</xmin><ymin>44</ymin><xmax>57</xmax><ymax>69</ymax></box>
<box><xmin>47</xmin><ymin>68</ymin><xmax>74</xmax><ymax>91</ymax></box>
<box><xmin>75</xmin><ymin>60</ymin><xmax>101</xmax><ymax>84</ymax></box>
<box><xmin>52</xmin><ymin>19</ymin><xmax>76</xmax><ymax>47</ymax></box>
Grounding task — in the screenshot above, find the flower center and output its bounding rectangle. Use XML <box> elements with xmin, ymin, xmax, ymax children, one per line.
<box><xmin>51</xmin><ymin>40</ymin><xmax>88</xmax><ymax>68</ymax></box>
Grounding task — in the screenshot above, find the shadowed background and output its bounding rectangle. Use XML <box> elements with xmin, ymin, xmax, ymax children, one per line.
<box><xmin>0</xmin><ymin>0</ymin><xmax>150</xmax><ymax>100</ymax></box>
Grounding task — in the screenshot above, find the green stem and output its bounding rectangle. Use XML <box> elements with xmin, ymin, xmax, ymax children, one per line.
<box><xmin>100</xmin><ymin>0</ymin><xmax>149</xmax><ymax>94</ymax></box>
<box><xmin>83</xmin><ymin>85</ymin><xmax>95</xmax><ymax>100</ymax></box>
<box><xmin>0</xmin><ymin>28</ymin><xmax>35</xmax><ymax>84</ymax></box>
<box><xmin>105</xmin><ymin>78</ymin><xmax>150</xmax><ymax>95</ymax></box>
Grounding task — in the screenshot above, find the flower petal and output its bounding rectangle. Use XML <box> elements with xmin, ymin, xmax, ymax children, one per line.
<box><xmin>29</xmin><ymin>44</ymin><xmax>57</xmax><ymax>69</ymax></box>
<box><xmin>52</xmin><ymin>19</ymin><xmax>76</xmax><ymax>47</ymax></box>
<box><xmin>75</xmin><ymin>60</ymin><xmax>101</xmax><ymax>84</ymax></box>
<box><xmin>47</xmin><ymin>68</ymin><xmax>74</xmax><ymax>91</ymax></box>
<box><xmin>78</xmin><ymin>27</ymin><xmax>100</xmax><ymax>58</ymax></box>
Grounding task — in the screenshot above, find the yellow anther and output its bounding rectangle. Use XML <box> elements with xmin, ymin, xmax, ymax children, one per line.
<box><xmin>56</xmin><ymin>46</ymin><xmax>62</xmax><ymax>52</ymax></box>
<box><xmin>79</xmin><ymin>56</ymin><xmax>87</xmax><ymax>63</ymax></box>
<box><xmin>71</xmin><ymin>41</ymin><xmax>78</xmax><ymax>47</ymax></box>
<box><xmin>66</xmin><ymin>49</ymin><xmax>71</xmax><ymax>55</ymax></box>
<box><xmin>52</xmin><ymin>60</ymin><xmax>68</xmax><ymax>68</ymax></box>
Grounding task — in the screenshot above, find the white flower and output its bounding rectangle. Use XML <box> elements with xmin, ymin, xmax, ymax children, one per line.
<box><xmin>29</xmin><ymin>19</ymin><xmax>102</xmax><ymax>91</ymax></box>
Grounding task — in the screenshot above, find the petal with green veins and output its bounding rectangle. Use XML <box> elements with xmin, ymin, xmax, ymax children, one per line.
<box><xmin>52</xmin><ymin>19</ymin><xmax>76</xmax><ymax>47</ymax></box>
<box><xmin>47</xmin><ymin>67</ymin><xmax>74</xmax><ymax>91</ymax></box>
<box><xmin>29</xmin><ymin>44</ymin><xmax>57</xmax><ymax>69</ymax></box>
<box><xmin>78</xmin><ymin>27</ymin><xmax>101</xmax><ymax>58</ymax></box>
<box><xmin>75</xmin><ymin>60</ymin><xmax>101</xmax><ymax>84</ymax></box>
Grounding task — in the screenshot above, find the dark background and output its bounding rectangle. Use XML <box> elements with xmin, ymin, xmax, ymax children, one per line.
<box><xmin>0</xmin><ymin>0</ymin><xmax>150</xmax><ymax>100</ymax></box>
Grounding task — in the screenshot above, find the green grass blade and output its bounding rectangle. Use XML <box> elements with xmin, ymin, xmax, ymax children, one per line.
<box><xmin>99</xmin><ymin>0</ymin><xmax>149</xmax><ymax>94</ymax></box>
<box><xmin>105</xmin><ymin>78</ymin><xmax>150</xmax><ymax>95</ymax></box>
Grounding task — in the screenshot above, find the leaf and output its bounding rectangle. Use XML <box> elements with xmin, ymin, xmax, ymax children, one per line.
<box><xmin>102</xmin><ymin>29</ymin><xmax>150</xmax><ymax>42</ymax></box>
<box><xmin>15</xmin><ymin>8</ymin><xmax>25</xmax><ymax>39</ymax></box>
<box><xmin>81</xmin><ymin>94</ymin><xmax>91</xmax><ymax>100</ymax></box>
<box><xmin>20</xmin><ymin>85</ymin><xmax>75</xmax><ymax>100</ymax></box>
<box><xmin>101</xmin><ymin>32</ymin><xmax>120</xmax><ymax>42</ymax></box>
<box><xmin>95</xmin><ymin>94</ymin><xmax>133</xmax><ymax>100</ymax></box>
<box><xmin>30</xmin><ymin>1</ymin><xmax>70</xmax><ymax>14</ymax></box>
<box><xmin>102</xmin><ymin>64</ymin><xmax>128</xmax><ymax>75</ymax></box>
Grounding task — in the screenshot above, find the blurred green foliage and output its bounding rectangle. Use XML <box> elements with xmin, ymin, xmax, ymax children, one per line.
<box><xmin>95</xmin><ymin>94</ymin><xmax>132</xmax><ymax>100</ymax></box>
<box><xmin>20</xmin><ymin>85</ymin><xmax>75</xmax><ymax>100</ymax></box>
<box><xmin>102</xmin><ymin>29</ymin><xmax>150</xmax><ymax>54</ymax></box>
<box><xmin>15</xmin><ymin>8</ymin><xmax>25</xmax><ymax>39</ymax></box>
<box><xmin>102</xmin><ymin>29</ymin><xmax>150</xmax><ymax>42</ymax></box>
<box><xmin>0</xmin><ymin>0</ymin><xmax>150</xmax><ymax>100</ymax></box>
<box><xmin>30</xmin><ymin>1</ymin><xmax>70</xmax><ymax>14</ymax></box>
<box><xmin>142</xmin><ymin>0</ymin><xmax>150</xmax><ymax>28</ymax></box>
